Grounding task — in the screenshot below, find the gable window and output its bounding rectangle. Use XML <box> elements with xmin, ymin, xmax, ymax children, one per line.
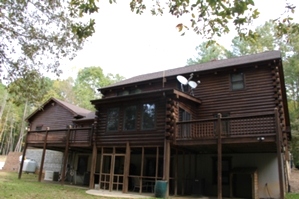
<box><xmin>36</xmin><ymin>124</ymin><xmax>43</xmax><ymax>131</ymax></box>
<box><xmin>107</xmin><ymin>108</ymin><xmax>119</xmax><ymax>131</ymax></box>
<box><xmin>142</xmin><ymin>103</ymin><xmax>156</xmax><ymax>130</ymax></box>
<box><xmin>231</xmin><ymin>73</ymin><xmax>244</xmax><ymax>90</ymax></box>
<box><xmin>124</xmin><ymin>105</ymin><xmax>137</xmax><ymax>130</ymax></box>
<box><xmin>179</xmin><ymin>108</ymin><xmax>192</xmax><ymax>137</ymax></box>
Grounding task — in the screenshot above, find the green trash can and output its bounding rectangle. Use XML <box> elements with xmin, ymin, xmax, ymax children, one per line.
<box><xmin>155</xmin><ymin>180</ymin><xmax>167</xmax><ymax>198</ymax></box>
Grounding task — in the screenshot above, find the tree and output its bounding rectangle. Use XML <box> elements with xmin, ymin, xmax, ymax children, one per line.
<box><xmin>230</xmin><ymin>21</ymin><xmax>278</xmax><ymax>56</ymax></box>
<box><xmin>187</xmin><ymin>41</ymin><xmax>230</xmax><ymax>65</ymax></box>
<box><xmin>1</xmin><ymin>0</ymin><xmax>298</xmax><ymax>89</ymax></box>
<box><xmin>0</xmin><ymin>0</ymin><xmax>96</xmax><ymax>85</ymax></box>
<box><xmin>74</xmin><ymin>66</ymin><xmax>124</xmax><ymax>110</ymax></box>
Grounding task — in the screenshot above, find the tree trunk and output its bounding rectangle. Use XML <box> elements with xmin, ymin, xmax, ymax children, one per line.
<box><xmin>14</xmin><ymin>99</ymin><xmax>28</xmax><ymax>152</ymax></box>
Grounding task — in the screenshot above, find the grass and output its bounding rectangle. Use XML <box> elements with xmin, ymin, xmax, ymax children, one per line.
<box><xmin>0</xmin><ymin>171</ymin><xmax>109</xmax><ymax>199</ymax></box>
<box><xmin>287</xmin><ymin>194</ymin><xmax>299</xmax><ymax>199</ymax></box>
<box><xmin>1</xmin><ymin>171</ymin><xmax>299</xmax><ymax>199</ymax></box>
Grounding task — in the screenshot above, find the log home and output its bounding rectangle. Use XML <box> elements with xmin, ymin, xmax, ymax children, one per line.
<box><xmin>90</xmin><ymin>51</ymin><xmax>291</xmax><ymax>199</ymax></box>
<box><xmin>20</xmin><ymin>51</ymin><xmax>291</xmax><ymax>199</ymax></box>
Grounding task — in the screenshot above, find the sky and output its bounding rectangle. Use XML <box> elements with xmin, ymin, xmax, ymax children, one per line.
<box><xmin>58</xmin><ymin>0</ymin><xmax>299</xmax><ymax>80</ymax></box>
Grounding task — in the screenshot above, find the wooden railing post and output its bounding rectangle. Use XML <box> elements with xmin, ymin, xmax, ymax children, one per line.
<box><xmin>217</xmin><ymin>113</ymin><xmax>222</xmax><ymax>199</ymax></box>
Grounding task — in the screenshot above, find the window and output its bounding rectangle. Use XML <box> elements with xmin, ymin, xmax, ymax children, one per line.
<box><xmin>179</xmin><ymin>108</ymin><xmax>192</xmax><ymax>137</ymax></box>
<box><xmin>35</xmin><ymin>124</ymin><xmax>43</xmax><ymax>130</ymax></box>
<box><xmin>231</xmin><ymin>73</ymin><xmax>244</xmax><ymax>90</ymax></box>
<box><xmin>142</xmin><ymin>103</ymin><xmax>156</xmax><ymax>130</ymax></box>
<box><xmin>117</xmin><ymin>90</ymin><xmax>129</xmax><ymax>96</ymax></box>
<box><xmin>123</xmin><ymin>105</ymin><xmax>137</xmax><ymax>130</ymax></box>
<box><xmin>107</xmin><ymin>108</ymin><xmax>119</xmax><ymax>131</ymax></box>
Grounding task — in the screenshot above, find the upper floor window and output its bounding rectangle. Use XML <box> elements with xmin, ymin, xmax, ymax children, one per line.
<box><xmin>123</xmin><ymin>105</ymin><xmax>137</xmax><ymax>131</ymax></box>
<box><xmin>107</xmin><ymin>108</ymin><xmax>119</xmax><ymax>131</ymax></box>
<box><xmin>142</xmin><ymin>103</ymin><xmax>156</xmax><ymax>130</ymax></box>
<box><xmin>231</xmin><ymin>73</ymin><xmax>244</xmax><ymax>90</ymax></box>
<box><xmin>35</xmin><ymin>124</ymin><xmax>43</xmax><ymax>131</ymax></box>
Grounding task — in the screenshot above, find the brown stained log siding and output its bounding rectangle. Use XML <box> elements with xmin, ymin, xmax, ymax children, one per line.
<box><xmin>28</xmin><ymin>103</ymin><xmax>75</xmax><ymax>130</ymax></box>
<box><xmin>193</xmin><ymin>65</ymin><xmax>276</xmax><ymax>118</ymax></box>
<box><xmin>94</xmin><ymin>98</ymin><xmax>167</xmax><ymax>147</ymax></box>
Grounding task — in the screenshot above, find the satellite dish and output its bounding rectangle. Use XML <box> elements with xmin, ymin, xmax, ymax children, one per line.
<box><xmin>188</xmin><ymin>81</ymin><xmax>198</xmax><ymax>89</ymax></box>
<box><xmin>177</xmin><ymin>75</ymin><xmax>188</xmax><ymax>85</ymax></box>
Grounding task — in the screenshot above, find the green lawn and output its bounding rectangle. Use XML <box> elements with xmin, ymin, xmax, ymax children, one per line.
<box><xmin>0</xmin><ymin>171</ymin><xmax>298</xmax><ymax>199</ymax></box>
<box><xmin>0</xmin><ymin>171</ymin><xmax>108</xmax><ymax>199</ymax></box>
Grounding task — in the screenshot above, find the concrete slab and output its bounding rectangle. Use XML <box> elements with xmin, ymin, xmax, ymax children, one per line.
<box><xmin>86</xmin><ymin>189</ymin><xmax>154</xmax><ymax>198</ymax></box>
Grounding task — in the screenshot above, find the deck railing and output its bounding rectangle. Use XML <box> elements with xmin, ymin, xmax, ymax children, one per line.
<box><xmin>175</xmin><ymin>112</ymin><xmax>276</xmax><ymax>140</ymax></box>
<box><xmin>26</xmin><ymin>127</ymin><xmax>93</xmax><ymax>145</ymax></box>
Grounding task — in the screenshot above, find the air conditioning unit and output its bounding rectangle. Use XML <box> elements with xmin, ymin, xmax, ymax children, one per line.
<box><xmin>44</xmin><ymin>171</ymin><xmax>54</xmax><ymax>181</ymax></box>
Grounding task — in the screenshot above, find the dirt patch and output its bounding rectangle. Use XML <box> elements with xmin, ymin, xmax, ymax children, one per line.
<box><xmin>289</xmin><ymin>168</ymin><xmax>299</xmax><ymax>193</ymax></box>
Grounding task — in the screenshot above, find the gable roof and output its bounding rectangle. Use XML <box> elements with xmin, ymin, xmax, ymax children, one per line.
<box><xmin>101</xmin><ymin>50</ymin><xmax>281</xmax><ymax>90</ymax></box>
<box><xmin>26</xmin><ymin>97</ymin><xmax>92</xmax><ymax>121</ymax></box>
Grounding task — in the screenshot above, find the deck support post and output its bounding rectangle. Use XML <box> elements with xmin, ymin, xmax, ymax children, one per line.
<box><xmin>18</xmin><ymin>128</ymin><xmax>29</xmax><ymax>179</ymax></box>
<box><xmin>61</xmin><ymin>126</ymin><xmax>71</xmax><ymax>185</ymax></box>
<box><xmin>38</xmin><ymin>127</ymin><xmax>49</xmax><ymax>182</ymax></box>
<box><xmin>89</xmin><ymin>125</ymin><xmax>96</xmax><ymax>189</ymax></box>
<box><xmin>89</xmin><ymin>141</ymin><xmax>97</xmax><ymax>189</ymax></box>
<box><xmin>123</xmin><ymin>142</ymin><xmax>131</xmax><ymax>193</ymax></box>
<box><xmin>217</xmin><ymin>113</ymin><xmax>222</xmax><ymax>199</ymax></box>
<box><xmin>275</xmin><ymin>108</ymin><xmax>285</xmax><ymax>199</ymax></box>
<box><xmin>163</xmin><ymin>139</ymin><xmax>171</xmax><ymax>198</ymax></box>
<box><xmin>174</xmin><ymin>148</ymin><xmax>178</xmax><ymax>196</ymax></box>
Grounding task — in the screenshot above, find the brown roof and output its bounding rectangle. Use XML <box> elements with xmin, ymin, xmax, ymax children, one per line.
<box><xmin>26</xmin><ymin>97</ymin><xmax>92</xmax><ymax>121</ymax></box>
<box><xmin>101</xmin><ymin>50</ymin><xmax>281</xmax><ymax>90</ymax></box>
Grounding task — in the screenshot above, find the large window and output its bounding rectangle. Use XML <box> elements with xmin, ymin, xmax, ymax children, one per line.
<box><xmin>231</xmin><ymin>73</ymin><xmax>244</xmax><ymax>90</ymax></box>
<box><xmin>142</xmin><ymin>103</ymin><xmax>156</xmax><ymax>130</ymax></box>
<box><xmin>107</xmin><ymin>108</ymin><xmax>119</xmax><ymax>131</ymax></box>
<box><xmin>123</xmin><ymin>105</ymin><xmax>137</xmax><ymax>130</ymax></box>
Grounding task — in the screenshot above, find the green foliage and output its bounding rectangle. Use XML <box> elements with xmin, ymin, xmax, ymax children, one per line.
<box><xmin>0</xmin><ymin>0</ymin><xmax>89</xmax><ymax>86</ymax></box>
<box><xmin>187</xmin><ymin>41</ymin><xmax>229</xmax><ymax>65</ymax></box>
<box><xmin>74</xmin><ymin>66</ymin><xmax>124</xmax><ymax>110</ymax></box>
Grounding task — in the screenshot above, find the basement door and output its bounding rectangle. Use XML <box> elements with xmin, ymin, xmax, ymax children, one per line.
<box><xmin>100</xmin><ymin>154</ymin><xmax>125</xmax><ymax>191</ymax></box>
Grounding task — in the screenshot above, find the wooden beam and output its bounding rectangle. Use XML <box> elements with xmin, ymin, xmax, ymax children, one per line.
<box><xmin>123</xmin><ymin>142</ymin><xmax>131</xmax><ymax>193</ymax></box>
<box><xmin>89</xmin><ymin>142</ymin><xmax>97</xmax><ymax>189</ymax></box>
<box><xmin>163</xmin><ymin>139</ymin><xmax>171</xmax><ymax>198</ymax></box>
<box><xmin>61</xmin><ymin>126</ymin><xmax>71</xmax><ymax>185</ymax></box>
<box><xmin>140</xmin><ymin>147</ymin><xmax>144</xmax><ymax>194</ymax></box>
<box><xmin>38</xmin><ymin>127</ymin><xmax>49</xmax><ymax>182</ymax></box>
<box><xmin>217</xmin><ymin>113</ymin><xmax>222</xmax><ymax>199</ymax></box>
<box><xmin>275</xmin><ymin>108</ymin><xmax>285</xmax><ymax>199</ymax></box>
<box><xmin>109</xmin><ymin>147</ymin><xmax>115</xmax><ymax>192</ymax></box>
<box><xmin>174</xmin><ymin>149</ymin><xmax>178</xmax><ymax>196</ymax></box>
<box><xmin>18</xmin><ymin>130</ymin><xmax>29</xmax><ymax>179</ymax></box>
<box><xmin>99</xmin><ymin>147</ymin><xmax>103</xmax><ymax>190</ymax></box>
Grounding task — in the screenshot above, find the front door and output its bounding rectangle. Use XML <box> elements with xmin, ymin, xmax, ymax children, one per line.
<box><xmin>100</xmin><ymin>153</ymin><xmax>125</xmax><ymax>191</ymax></box>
